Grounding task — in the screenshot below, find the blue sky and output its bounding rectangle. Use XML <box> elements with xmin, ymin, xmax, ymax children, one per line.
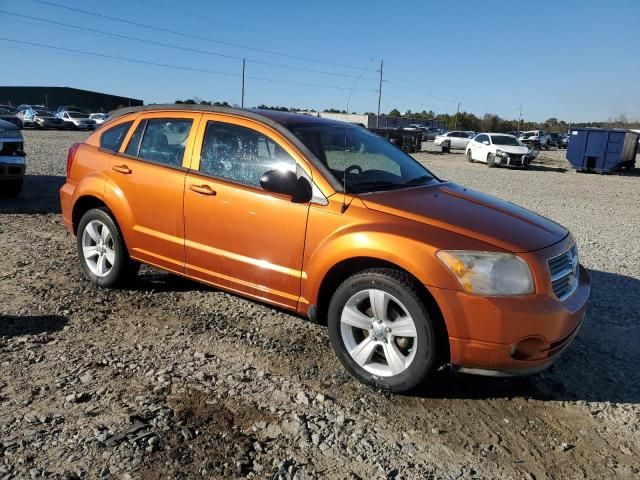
<box><xmin>1</xmin><ymin>0</ymin><xmax>638</xmax><ymax>122</ymax></box>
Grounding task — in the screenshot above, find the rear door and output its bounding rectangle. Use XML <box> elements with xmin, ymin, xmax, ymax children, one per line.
<box><xmin>183</xmin><ymin>115</ymin><xmax>311</xmax><ymax>309</ymax></box>
<box><xmin>104</xmin><ymin>112</ymin><xmax>201</xmax><ymax>273</ymax></box>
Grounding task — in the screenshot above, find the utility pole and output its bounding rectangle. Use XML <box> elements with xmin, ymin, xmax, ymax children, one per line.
<box><xmin>517</xmin><ymin>104</ymin><xmax>522</xmax><ymax>133</ymax></box>
<box><xmin>376</xmin><ymin>59</ymin><xmax>383</xmax><ymax>128</ymax></box>
<box><xmin>241</xmin><ymin>58</ymin><xmax>246</xmax><ymax>109</ymax></box>
<box><xmin>454</xmin><ymin>102</ymin><xmax>461</xmax><ymax>129</ymax></box>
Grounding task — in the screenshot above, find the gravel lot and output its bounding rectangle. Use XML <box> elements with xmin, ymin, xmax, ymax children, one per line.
<box><xmin>1</xmin><ymin>130</ymin><xmax>639</xmax><ymax>479</ymax></box>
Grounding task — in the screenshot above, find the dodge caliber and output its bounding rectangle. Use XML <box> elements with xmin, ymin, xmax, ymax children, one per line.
<box><xmin>60</xmin><ymin>106</ymin><xmax>590</xmax><ymax>393</ymax></box>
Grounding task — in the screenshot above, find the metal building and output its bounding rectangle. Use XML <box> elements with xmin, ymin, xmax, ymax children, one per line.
<box><xmin>0</xmin><ymin>86</ymin><xmax>143</xmax><ymax>112</ymax></box>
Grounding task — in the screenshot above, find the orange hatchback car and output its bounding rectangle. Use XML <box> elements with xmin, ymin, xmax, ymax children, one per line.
<box><xmin>60</xmin><ymin>105</ymin><xmax>590</xmax><ymax>392</ymax></box>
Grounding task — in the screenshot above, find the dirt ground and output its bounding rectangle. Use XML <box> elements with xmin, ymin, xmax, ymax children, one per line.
<box><xmin>1</xmin><ymin>131</ymin><xmax>639</xmax><ymax>479</ymax></box>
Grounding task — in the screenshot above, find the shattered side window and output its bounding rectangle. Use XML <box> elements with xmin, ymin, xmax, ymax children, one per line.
<box><xmin>199</xmin><ymin>121</ymin><xmax>296</xmax><ymax>188</ymax></box>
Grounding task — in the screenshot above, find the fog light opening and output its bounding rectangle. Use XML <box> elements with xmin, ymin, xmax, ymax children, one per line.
<box><xmin>510</xmin><ymin>337</ymin><xmax>546</xmax><ymax>361</ymax></box>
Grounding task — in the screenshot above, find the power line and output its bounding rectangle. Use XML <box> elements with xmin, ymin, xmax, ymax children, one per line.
<box><xmin>385</xmin><ymin>73</ymin><xmax>515</xmax><ymax>113</ymax></box>
<box><xmin>0</xmin><ymin>10</ymin><xmax>379</xmax><ymax>81</ymax></box>
<box><xmin>0</xmin><ymin>37</ymin><xmax>377</xmax><ymax>93</ymax></box>
<box><xmin>28</xmin><ymin>0</ymin><xmax>377</xmax><ymax>72</ymax></box>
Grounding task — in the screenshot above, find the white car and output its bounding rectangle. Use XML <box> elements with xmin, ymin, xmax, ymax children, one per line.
<box><xmin>57</xmin><ymin>111</ymin><xmax>97</xmax><ymax>130</ymax></box>
<box><xmin>434</xmin><ymin>131</ymin><xmax>472</xmax><ymax>153</ymax></box>
<box><xmin>465</xmin><ymin>133</ymin><xmax>534</xmax><ymax>168</ymax></box>
<box><xmin>89</xmin><ymin>113</ymin><xmax>108</xmax><ymax>125</ymax></box>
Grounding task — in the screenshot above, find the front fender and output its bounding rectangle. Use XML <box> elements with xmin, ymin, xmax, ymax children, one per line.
<box><xmin>300</xmin><ymin>208</ymin><xmax>496</xmax><ymax>309</ymax></box>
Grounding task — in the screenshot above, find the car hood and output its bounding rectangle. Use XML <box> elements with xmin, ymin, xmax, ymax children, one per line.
<box><xmin>494</xmin><ymin>145</ymin><xmax>530</xmax><ymax>154</ymax></box>
<box><xmin>360</xmin><ymin>182</ymin><xmax>567</xmax><ymax>252</ymax></box>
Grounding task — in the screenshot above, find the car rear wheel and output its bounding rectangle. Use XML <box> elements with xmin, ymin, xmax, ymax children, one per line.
<box><xmin>0</xmin><ymin>179</ymin><xmax>23</xmax><ymax>198</ymax></box>
<box><xmin>327</xmin><ymin>268</ymin><xmax>439</xmax><ymax>393</ymax></box>
<box><xmin>487</xmin><ymin>153</ymin><xmax>497</xmax><ymax>168</ymax></box>
<box><xmin>77</xmin><ymin>208</ymin><xmax>139</xmax><ymax>288</ymax></box>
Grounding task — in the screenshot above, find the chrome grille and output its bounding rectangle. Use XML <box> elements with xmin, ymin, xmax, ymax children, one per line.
<box><xmin>548</xmin><ymin>244</ymin><xmax>579</xmax><ymax>301</ymax></box>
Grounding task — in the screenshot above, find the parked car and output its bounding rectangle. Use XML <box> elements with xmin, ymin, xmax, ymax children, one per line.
<box><xmin>466</xmin><ymin>133</ymin><xmax>535</xmax><ymax>168</ymax></box>
<box><xmin>54</xmin><ymin>106</ymin><xmax>89</xmax><ymax>115</ymax></box>
<box><xmin>0</xmin><ymin>108</ymin><xmax>23</xmax><ymax>129</ymax></box>
<box><xmin>0</xmin><ymin>119</ymin><xmax>26</xmax><ymax>197</ymax></box>
<box><xmin>519</xmin><ymin>130</ymin><xmax>551</xmax><ymax>149</ymax></box>
<box><xmin>89</xmin><ymin>113</ymin><xmax>108</xmax><ymax>125</ymax></box>
<box><xmin>17</xmin><ymin>107</ymin><xmax>65</xmax><ymax>129</ymax></box>
<box><xmin>57</xmin><ymin>111</ymin><xmax>97</xmax><ymax>130</ymax></box>
<box><xmin>548</xmin><ymin>133</ymin><xmax>566</xmax><ymax>149</ymax></box>
<box><xmin>424</xmin><ymin>127</ymin><xmax>440</xmax><ymax>141</ymax></box>
<box><xmin>434</xmin><ymin>130</ymin><xmax>472</xmax><ymax>153</ymax></box>
<box><xmin>61</xmin><ymin>105</ymin><xmax>590</xmax><ymax>393</ymax></box>
<box><xmin>0</xmin><ymin>104</ymin><xmax>17</xmax><ymax>113</ymax></box>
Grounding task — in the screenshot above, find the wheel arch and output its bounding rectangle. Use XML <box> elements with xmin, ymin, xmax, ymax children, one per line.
<box><xmin>315</xmin><ymin>256</ymin><xmax>450</xmax><ymax>365</ymax></box>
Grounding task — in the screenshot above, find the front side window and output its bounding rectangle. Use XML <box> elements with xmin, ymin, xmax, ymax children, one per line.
<box><xmin>100</xmin><ymin>121</ymin><xmax>132</xmax><ymax>152</ymax></box>
<box><xmin>289</xmin><ymin>123</ymin><xmax>436</xmax><ymax>193</ymax></box>
<box><xmin>132</xmin><ymin>118</ymin><xmax>193</xmax><ymax>167</ymax></box>
<box><xmin>199</xmin><ymin>121</ymin><xmax>296</xmax><ymax>188</ymax></box>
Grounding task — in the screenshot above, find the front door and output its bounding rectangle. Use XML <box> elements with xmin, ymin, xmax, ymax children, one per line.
<box><xmin>183</xmin><ymin>116</ymin><xmax>310</xmax><ymax>309</ymax></box>
<box><xmin>105</xmin><ymin>113</ymin><xmax>201</xmax><ymax>273</ymax></box>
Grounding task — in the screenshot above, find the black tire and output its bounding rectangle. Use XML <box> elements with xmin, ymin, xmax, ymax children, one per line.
<box><xmin>487</xmin><ymin>153</ymin><xmax>496</xmax><ymax>168</ymax></box>
<box><xmin>327</xmin><ymin>268</ymin><xmax>439</xmax><ymax>393</ymax></box>
<box><xmin>0</xmin><ymin>179</ymin><xmax>23</xmax><ymax>198</ymax></box>
<box><xmin>441</xmin><ymin>143</ymin><xmax>450</xmax><ymax>153</ymax></box>
<box><xmin>466</xmin><ymin>149</ymin><xmax>473</xmax><ymax>162</ymax></box>
<box><xmin>76</xmin><ymin>207</ymin><xmax>139</xmax><ymax>288</ymax></box>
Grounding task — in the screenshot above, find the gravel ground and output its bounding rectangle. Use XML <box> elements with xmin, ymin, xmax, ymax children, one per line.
<box><xmin>1</xmin><ymin>131</ymin><xmax>639</xmax><ymax>480</ymax></box>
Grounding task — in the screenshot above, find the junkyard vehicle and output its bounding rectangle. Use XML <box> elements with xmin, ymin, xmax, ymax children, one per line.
<box><xmin>0</xmin><ymin>108</ymin><xmax>23</xmax><ymax>129</ymax></box>
<box><xmin>434</xmin><ymin>130</ymin><xmax>472</xmax><ymax>153</ymax></box>
<box><xmin>61</xmin><ymin>105</ymin><xmax>590</xmax><ymax>393</ymax></box>
<box><xmin>17</xmin><ymin>107</ymin><xmax>65</xmax><ymax>129</ymax></box>
<box><xmin>54</xmin><ymin>106</ymin><xmax>89</xmax><ymax>115</ymax></box>
<box><xmin>549</xmin><ymin>133</ymin><xmax>566</xmax><ymax>149</ymax></box>
<box><xmin>89</xmin><ymin>113</ymin><xmax>108</xmax><ymax>125</ymax></box>
<box><xmin>0</xmin><ymin>119</ymin><xmax>26</xmax><ymax>198</ymax></box>
<box><xmin>519</xmin><ymin>130</ymin><xmax>551</xmax><ymax>149</ymax></box>
<box><xmin>466</xmin><ymin>133</ymin><xmax>535</xmax><ymax>168</ymax></box>
<box><xmin>57</xmin><ymin>111</ymin><xmax>97</xmax><ymax>130</ymax></box>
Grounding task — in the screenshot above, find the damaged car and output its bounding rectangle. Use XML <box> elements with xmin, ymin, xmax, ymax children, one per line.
<box><xmin>0</xmin><ymin>119</ymin><xmax>26</xmax><ymax>198</ymax></box>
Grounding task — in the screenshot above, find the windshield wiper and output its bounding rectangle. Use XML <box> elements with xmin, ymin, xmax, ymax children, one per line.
<box><xmin>405</xmin><ymin>174</ymin><xmax>433</xmax><ymax>186</ymax></box>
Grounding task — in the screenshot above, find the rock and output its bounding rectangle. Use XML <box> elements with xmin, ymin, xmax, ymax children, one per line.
<box><xmin>181</xmin><ymin>427</ymin><xmax>195</xmax><ymax>440</ymax></box>
<box><xmin>295</xmin><ymin>391</ymin><xmax>309</xmax><ymax>406</ymax></box>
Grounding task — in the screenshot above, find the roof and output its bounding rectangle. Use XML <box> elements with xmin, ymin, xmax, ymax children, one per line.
<box><xmin>108</xmin><ymin>104</ymin><xmax>343</xmax><ymax>127</ymax></box>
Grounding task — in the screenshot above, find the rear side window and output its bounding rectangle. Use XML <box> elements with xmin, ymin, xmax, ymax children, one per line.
<box><xmin>99</xmin><ymin>121</ymin><xmax>133</xmax><ymax>152</ymax></box>
<box><xmin>125</xmin><ymin>118</ymin><xmax>193</xmax><ymax>167</ymax></box>
<box><xmin>199</xmin><ymin>121</ymin><xmax>296</xmax><ymax>188</ymax></box>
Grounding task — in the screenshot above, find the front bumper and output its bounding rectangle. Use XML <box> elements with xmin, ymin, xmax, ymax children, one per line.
<box><xmin>0</xmin><ymin>156</ymin><xmax>26</xmax><ymax>180</ymax></box>
<box><xmin>428</xmin><ymin>239</ymin><xmax>590</xmax><ymax>375</ymax></box>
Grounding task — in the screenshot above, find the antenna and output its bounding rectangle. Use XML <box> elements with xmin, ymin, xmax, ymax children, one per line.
<box><xmin>342</xmin><ymin>58</ymin><xmax>374</xmax><ymax>214</ymax></box>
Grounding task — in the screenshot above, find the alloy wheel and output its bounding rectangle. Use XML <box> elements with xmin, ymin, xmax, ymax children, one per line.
<box><xmin>81</xmin><ymin>220</ymin><xmax>115</xmax><ymax>277</ymax></box>
<box><xmin>340</xmin><ymin>289</ymin><xmax>418</xmax><ymax>377</ymax></box>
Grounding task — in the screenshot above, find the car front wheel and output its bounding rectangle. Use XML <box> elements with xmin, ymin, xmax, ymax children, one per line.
<box><xmin>466</xmin><ymin>149</ymin><xmax>473</xmax><ymax>162</ymax></box>
<box><xmin>487</xmin><ymin>153</ymin><xmax>497</xmax><ymax>168</ymax></box>
<box><xmin>327</xmin><ymin>268</ymin><xmax>439</xmax><ymax>393</ymax></box>
<box><xmin>77</xmin><ymin>208</ymin><xmax>138</xmax><ymax>288</ymax></box>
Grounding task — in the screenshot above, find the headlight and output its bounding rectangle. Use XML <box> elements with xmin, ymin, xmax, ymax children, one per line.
<box><xmin>495</xmin><ymin>149</ymin><xmax>508</xmax><ymax>157</ymax></box>
<box><xmin>436</xmin><ymin>250</ymin><xmax>534</xmax><ymax>295</ymax></box>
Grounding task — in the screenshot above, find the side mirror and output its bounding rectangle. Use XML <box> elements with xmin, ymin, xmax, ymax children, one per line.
<box><xmin>482</xmin><ymin>140</ymin><xmax>490</xmax><ymax>145</ymax></box>
<box><xmin>260</xmin><ymin>169</ymin><xmax>312</xmax><ymax>203</ymax></box>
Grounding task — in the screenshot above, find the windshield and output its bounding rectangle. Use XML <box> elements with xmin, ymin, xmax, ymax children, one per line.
<box><xmin>69</xmin><ymin>112</ymin><xmax>90</xmax><ymax>118</ymax></box>
<box><xmin>289</xmin><ymin>123</ymin><xmax>437</xmax><ymax>193</ymax></box>
<box><xmin>491</xmin><ymin>135</ymin><xmax>522</xmax><ymax>146</ymax></box>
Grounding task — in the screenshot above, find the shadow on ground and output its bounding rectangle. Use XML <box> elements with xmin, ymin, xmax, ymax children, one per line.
<box><xmin>0</xmin><ymin>175</ymin><xmax>64</xmax><ymax>214</ymax></box>
<box><xmin>0</xmin><ymin>315</ymin><xmax>68</xmax><ymax>337</ymax></box>
<box><xmin>411</xmin><ymin>269</ymin><xmax>640</xmax><ymax>404</ymax></box>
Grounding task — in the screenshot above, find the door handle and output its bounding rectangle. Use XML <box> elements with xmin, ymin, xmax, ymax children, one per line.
<box><xmin>112</xmin><ymin>164</ymin><xmax>132</xmax><ymax>174</ymax></box>
<box><xmin>190</xmin><ymin>184</ymin><xmax>217</xmax><ymax>196</ymax></box>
